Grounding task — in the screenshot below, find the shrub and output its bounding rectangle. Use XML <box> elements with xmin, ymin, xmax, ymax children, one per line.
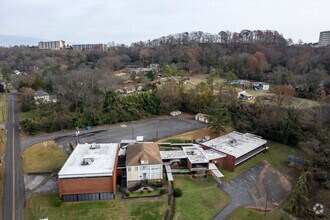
<box><xmin>173</xmin><ymin>188</ymin><xmax>182</xmax><ymax>197</ymax></box>
<box><xmin>160</xmin><ymin>189</ymin><xmax>168</xmax><ymax>195</ymax></box>
<box><xmin>53</xmin><ymin>199</ymin><xmax>63</xmax><ymax>207</ymax></box>
<box><xmin>166</xmin><ymin>139</ymin><xmax>193</xmax><ymax>143</ymax></box>
<box><xmin>150</xmin><ymin>181</ymin><xmax>164</xmax><ymax>188</ymax></box>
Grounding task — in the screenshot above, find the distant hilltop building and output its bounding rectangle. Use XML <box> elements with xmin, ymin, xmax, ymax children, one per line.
<box><xmin>318</xmin><ymin>31</ymin><xmax>330</xmax><ymax>47</ymax></box>
<box><xmin>38</xmin><ymin>40</ymin><xmax>66</xmax><ymax>50</ymax></box>
<box><xmin>72</xmin><ymin>44</ymin><xmax>108</xmax><ymax>52</ymax></box>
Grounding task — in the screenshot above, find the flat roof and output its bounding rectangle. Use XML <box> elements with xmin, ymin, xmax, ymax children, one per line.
<box><xmin>202</xmin><ymin>131</ymin><xmax>267</xmax><ymax>158</ymax></box>
<box><xmin>160</xmin><ymin>150</ymin><xmax>186</xmax><ymax>160</ymax></box>
<box><xmin>165</xmin><ymin>165</ymin><xmax>174</xmax><ymax>181</ymax></box>
<box><xmin>209</xmin><ymin>163</ymin><xmax>224</xmax><ymax>177</ymax></box>
<box><xmin>160</xmin><ymin>146</ymin><xmax>226</xmax><ymax>162</ymax></box>
<box><xmin>58</xmin><ymin>143</ymin><xmax>118</xmax><ymax>179</ymax></box>
<box><xmin>182</xmin><ymin>146</ymin><xmax>209</xmax><ymax>164</ymax></box>
<box><xmin>203</xmin><ymin>149</ymin><xmax>226</xmax><ymax>160</ymax></box>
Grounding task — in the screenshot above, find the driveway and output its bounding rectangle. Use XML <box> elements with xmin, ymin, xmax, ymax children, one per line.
<box><xmin>213</xmin><ymin>161</ymin><xmax>292</xmax><ymax>220</ymax></box>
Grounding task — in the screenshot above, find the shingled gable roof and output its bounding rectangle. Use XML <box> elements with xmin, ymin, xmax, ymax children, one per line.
<box><xmin>126</xmin><ymin>143</ymin><xmax>162</xmax><ymax>166</ymax></box>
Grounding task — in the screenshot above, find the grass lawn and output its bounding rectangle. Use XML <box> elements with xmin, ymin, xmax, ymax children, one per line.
<box><xmin>0</xmin><ymin>128</ymin><xmax>6</xmax><ymax>218</ymax></box>
<box><xmin>22</xmin><ymin>141</ymin><xmax>68</xmax><ymax>173</ymax></box>
<box><xmin>292</xmin><ymin>97</ymin><xmax>320</xmax><ymax>108</ymax></box>
<box><xmin>173</xmin><ymin>175</ymin><xmax>230</xmax><ymax>220</ymax></box>
<box><xmin>227</xmin><ymin>207</ymin><xmax>290</xmax><ymax>220</ymax></box>
<box><xmin>19</xmin><ymin>110</ymin><xmax>36</xmax><ymax>120</ymax></box>
<box><xmin>244</xmin><ymin>89</ymin><xmax>274</xmax><ymax>98</ymax></box>
<box><xmin>185</xmin><ymin>74</ymin><xmax>226</xmax><ymax>91</ymax></box>
<box><xmin>221</xmin><ymin>141</ymin><xmax>300</xmax><ymax>183</ymax></box>
<box><xmin>0</xmin><ymin>163</ymin><xmax>4</xmax><ymax>219</ymax></box>
<box><xmin>0</xmin><ymin>94</ymin><xmax>8</xmax><ymax>123</ymax></box>
<box><xmin>25</xmin><ymin>194</ymin><xmax>168</xmax><ymax>220</ymax></box>
<box><xmin>0</xmin><ymin>128</ymin><xmax>7</xmax><ymax>155</ymax></box>
<box><xmin>157</xmin><ymin>127</ymin><xmax>217</xmax><ymax>143</ymax></box>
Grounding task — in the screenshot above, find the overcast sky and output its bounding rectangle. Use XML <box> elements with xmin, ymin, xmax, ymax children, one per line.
<box><xmin>0</xmin><ymin>0</ymin><xmax>329</xmax><ymax>46</ymax></box>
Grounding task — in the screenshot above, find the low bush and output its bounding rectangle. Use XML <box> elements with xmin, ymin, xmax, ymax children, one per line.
<box><xmin>173</xmin><ymin>188</ymin><xmax>182</xmax><ymax>197</ymax></box>
<box><xmin>150</xmin><ymin>181</ymin><xmax>164</xmax><ymax>188</ymax></box>
<box><xmin>166</xmin><ymin>139</ymin><xmax>193</xmax><ymax>143</ymax></box>
<box><xmin>53</xmin><ymin>199</ymin><xmax>63</xmax><ymax>207</ymax></box>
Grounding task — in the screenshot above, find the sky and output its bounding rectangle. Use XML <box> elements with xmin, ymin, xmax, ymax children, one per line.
<box><xmin>0</xmin><ymin>0</ymin><xmax>329</xmax><ymax>46</ymax></box>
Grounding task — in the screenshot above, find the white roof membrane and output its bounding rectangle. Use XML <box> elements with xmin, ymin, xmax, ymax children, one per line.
<box><xmin>58</xmin><ymin>143</ymin><xmax>119</xmax><ymax>179</ymax></box>
<box><xmin>202</xmin><ymin>131</ymin><xmax>267</xmax><ymax>158</ymax></box>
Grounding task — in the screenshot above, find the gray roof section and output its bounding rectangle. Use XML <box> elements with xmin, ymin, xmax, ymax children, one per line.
<box><xmin>34</xmin><ymin>90</ymin><xmax>49</xmax><ymax>97</ymax></box>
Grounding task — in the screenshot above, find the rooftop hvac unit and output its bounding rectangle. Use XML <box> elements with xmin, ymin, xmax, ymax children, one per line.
<box><xmin>187</xmin><ymin>150</ymin><xmax>196</xmax><ymax>155</ymax></box>
<box><xmin>82</xmin><ymin>158</ymin><xmax>94</xmax><ymax>165</ymax></box>
<box><xmin>228</xmin><ymin>139</ymin><xmax>237</xmax><ymax>146</ymax></box>
<box><xmin>90</xmin><ymin>143</ymin><xmax>101</xmax><ymax>149</ymax></box>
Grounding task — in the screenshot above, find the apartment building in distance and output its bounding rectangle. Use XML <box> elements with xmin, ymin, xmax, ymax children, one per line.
<box><xmin>319</xmin><ymin>31</ymin><xmax>330</xmax><ymax>47</ymax></box>
<box><xmin>72</xmin><ymin>44</ymin><xmax>108</xmax><ymax>52</ymax></box>
<box><xmin>58</xmin><ymin>143</ymin><xmax>119</xmax><ymax>202</ymax></box>
<box><xmin>38</xmin><ymin>40</ymin><xmax>66</xmax><ymax>50</ymax></box>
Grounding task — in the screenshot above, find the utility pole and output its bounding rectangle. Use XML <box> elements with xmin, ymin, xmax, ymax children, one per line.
<box><xmin>131</xmin><ymin>122</ymin><xmax>134</xmax><ymax>139</ymax></box>
<box><xmin>264</xmin><ymin>188</ymin><xmax>269</xmax><ymax>217</ymax></box>
<box><xmin>156</xmin><ymin>123</ymin><xmax>159</xmax><ymax>140</ymax></box>
<box><xmin>75</xmin><ymin>127</ymin><xmax>80</xmax><ymax>144</ymax></box>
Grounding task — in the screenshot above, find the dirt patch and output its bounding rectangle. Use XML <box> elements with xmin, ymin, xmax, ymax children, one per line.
<box><xmin>157</xmin><ymin>127</ymin><xmax>216</xmax><ymax>142</ymax></box>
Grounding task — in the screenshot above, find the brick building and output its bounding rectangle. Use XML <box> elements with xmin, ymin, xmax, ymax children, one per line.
<box><xmin>58</xmin><ymin>143</ymin><xmax>119</xmax><ymax>202</ymax></box>
<box><xmin>201</xmin><ymin>131</ymin><xmax>267</xmax><ymax>171</ymax></box>
<box><xmin>160</xmin><ymin>144</ymin><xmax>226</xmax><ymax>180</ymax></box>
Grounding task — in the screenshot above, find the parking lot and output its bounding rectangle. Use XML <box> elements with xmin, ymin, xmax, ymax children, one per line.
<box><xmin>213</xmin><ymin>161</ymin><xmax>292</xmax><ymax>219</ymax></box>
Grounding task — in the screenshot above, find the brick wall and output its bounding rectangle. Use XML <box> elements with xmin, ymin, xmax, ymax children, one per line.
<box><xmin>58</xmin><ymin>176</ymin><xmax>114</xmax><ymax>196</ymax></box>
<box><xmin>221</xmin><ymin>155</ymin><xmax>235</xmax><ymax>171</ymax></box>
<box><xmin>201</xmin><ymin>144</ymin><xmax>236</xmax><ymax>171</ymax></box>
<box><xmin>58</xmin><ymin>143</ymin><xmax>120</xmax><ymax>198</ymax></box>
<box><xmin>187</xmin><ymin>159</ymin><xmax>192</xmax><ymax>170</ymax></box>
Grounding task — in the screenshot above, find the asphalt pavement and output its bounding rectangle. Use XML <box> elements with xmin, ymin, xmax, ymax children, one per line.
<box><xmin>3</xmin><ymin>93</ymin><xmax>24</xmax><ymax>220</ymax></box>
<box><xmin>21</xmin><ymin>117</ymin><xmax>207</xmax><ymax>151</ymax></box>
<box><xmin>213</xmin><ymin>161</ymin><xmax>292</xmax><ymax>220</ymax></box>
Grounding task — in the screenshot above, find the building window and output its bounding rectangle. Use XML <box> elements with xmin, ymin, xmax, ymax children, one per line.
<box><xmin>151</xmin><ymin>165</ymin><xmax>160</xmax><ymax>170</ymax></box>
<box><xmin>135</xmin><ymin>166</ymin><xmax>138</xmax><ymax>171</ymax></box>
<box><xmin>142</xmin><ymin>166</ymin><xmax>148</xmax><ymax>170</ymax></box>
<box><xmin>128</xmin><ymin>167</ymin><xmax>131</xmax><ymax>171</ymax></box>
<box><xmin>152</xmin><ymin>172</ymin><xmax>161</xmax><ymax>179</ymax></box>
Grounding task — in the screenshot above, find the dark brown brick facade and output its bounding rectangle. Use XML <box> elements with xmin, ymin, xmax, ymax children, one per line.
<box><xmin>58</xmin><ymin>176</ymin><xmax>114</xmax><ymax>196</ymax></box>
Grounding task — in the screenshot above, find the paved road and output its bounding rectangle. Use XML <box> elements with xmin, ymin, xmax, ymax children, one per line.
<box><xmin>3</xmin><ymin>94</ymin><xmax>24</xmax><ymax>220</ymax></box>
<box><xmin>21</xmin><ymin>117</ymin><xmax>207</xmax><ymax>151</ymax></box>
